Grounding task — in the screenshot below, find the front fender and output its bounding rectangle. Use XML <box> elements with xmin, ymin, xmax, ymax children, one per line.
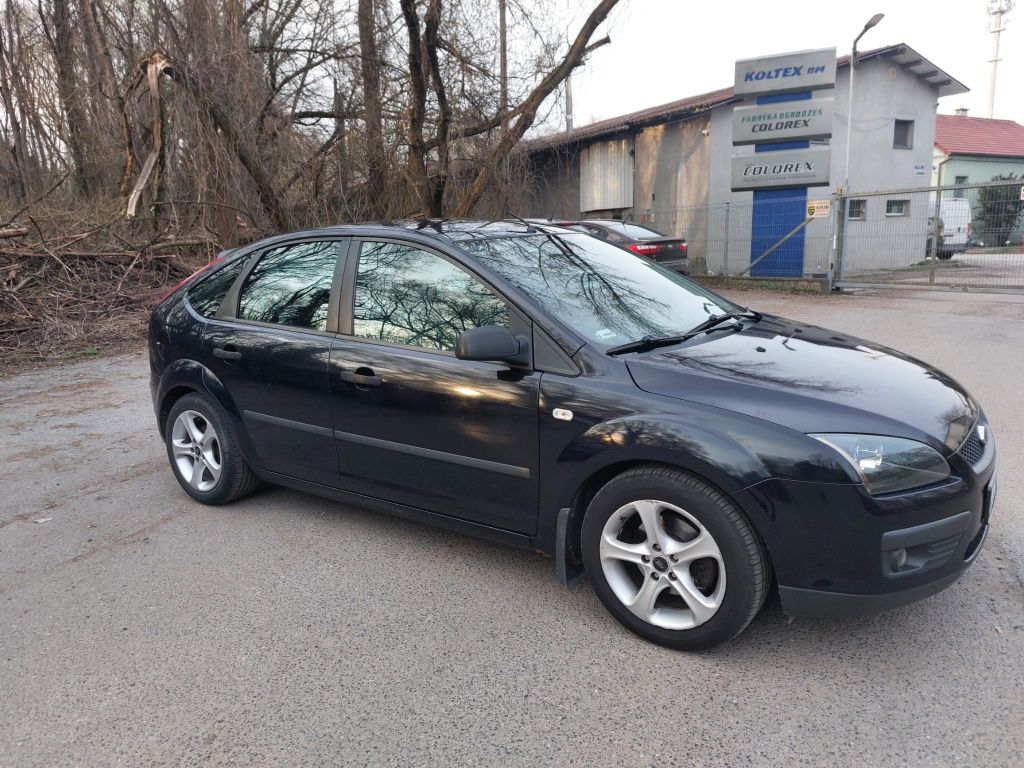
<box><xmin>568</xmin><ymin>413</ymin><xmax>769</xmax><ymax>495</ymax></box>
<box><xmin>535</xmin><ymin>397</ymin><xmax>857</xmax><ymax>559</ymax></box>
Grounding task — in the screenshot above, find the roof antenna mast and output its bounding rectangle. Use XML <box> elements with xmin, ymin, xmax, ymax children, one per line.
<box><xmin>986</xmin><ymin>0</ymin><xmax>1014</xmax><ymax>118</ymax></box>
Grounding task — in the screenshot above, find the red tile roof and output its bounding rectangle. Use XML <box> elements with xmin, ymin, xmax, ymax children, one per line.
<box><xmin>935</xmin><ymin>114</ymin><xmax>1024</xmax><ymax>158</ymax></box>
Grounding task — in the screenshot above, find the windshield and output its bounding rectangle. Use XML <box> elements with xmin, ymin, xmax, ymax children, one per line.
<box><xmin>461</xmin><ymin>233</ymin><xmax>737</xmax><ymax>348</ymax></box>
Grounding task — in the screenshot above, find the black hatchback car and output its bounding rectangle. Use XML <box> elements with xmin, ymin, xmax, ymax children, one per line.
<box><xmin>150</xmin><ymin>221</ymin><xmax>996</xmax><ymax>650</ymax></box>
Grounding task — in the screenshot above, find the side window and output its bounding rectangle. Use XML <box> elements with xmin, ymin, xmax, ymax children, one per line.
<box><xmin>238</xmin><ymin>241</ymin><xmax>339</xmax><ymax>330</ymax></box>
<box><xmin>188</xmin><ymin>258</ymin><xmax>245</xmax><ymax>318</ymax></box>
<box><xmin>353</xmin><ymin>241</ymin><xmax>509</xmax><ymax>352</ymax></box>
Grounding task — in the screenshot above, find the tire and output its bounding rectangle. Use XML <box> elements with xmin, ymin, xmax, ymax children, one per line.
<box><xmin>937</xmin><ymin>252</ymin><xmax>953</xmax><ymax>261</ymax></box>
<box><xmin>164</xmin><ymin>392</ymin><xmax>260</xmax><ymax>505</ymax></box>
<box><xmin>581</xmin><ymin>465</ymin><xmax>769</xmax><ymax>651</ymax></box>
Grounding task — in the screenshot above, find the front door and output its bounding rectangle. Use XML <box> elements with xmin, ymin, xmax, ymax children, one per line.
<box><xmin>329</xmin><ymin>239</ymin><xmax>540</xmax><ymax>534</ymax></box>
<box><xmin>203</xmin><ymin>238</ymin><xmax>344</xmax><ymax>487</ymax></box>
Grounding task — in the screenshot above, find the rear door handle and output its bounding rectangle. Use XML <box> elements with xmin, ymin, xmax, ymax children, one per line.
<box><xmin>340</xmin><ymin>369</ymin><xmax>383</xmax><ymax>387</ymax></box>
<box><xmin>213</xmin><ymin>346</ymin><xmax>242</xmax><ymax>361</ymax></box>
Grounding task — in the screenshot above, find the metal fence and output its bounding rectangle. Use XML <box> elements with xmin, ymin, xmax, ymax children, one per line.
<box><xmin>834</xmin><ymin>181</ymin><xmax>1024</xmax><ymax>291</ymax></box>
<box><xmin>628</xmin><ymin>179</ymin><xmax>1024</xmax><ymax>292</ymax></box>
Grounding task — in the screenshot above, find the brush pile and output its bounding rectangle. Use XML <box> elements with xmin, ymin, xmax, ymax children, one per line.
<box><xmin>0</xmin><ymin>202</ymin><xmax>248</xmax><ymax>369</ymax></box>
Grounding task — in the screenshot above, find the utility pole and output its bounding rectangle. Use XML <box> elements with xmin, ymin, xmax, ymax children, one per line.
<box><xmin>499</xmin><ymin>0</ymin><xmax>508</xmax><ymax>128</ymax></box>
<box><xmin>986</xmin><ymin>0</ymin><xmax>1014</xmax><ymax>118</ymax></box>
<box><xmin>565</xmin><ymin>73</ymin><xmax>574</xmax><ymax>131</ymax></box>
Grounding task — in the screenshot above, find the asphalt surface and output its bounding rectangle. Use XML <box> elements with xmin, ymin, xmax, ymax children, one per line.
<box><xmin>847</xmin><ymin>247</ymin><xmax>1024</xmax><ymax>290</ymax></box>
<box><xmin>2</xmin><ymin>288</ymin><xmax>1023</xmax><ymax>767</ymax></box>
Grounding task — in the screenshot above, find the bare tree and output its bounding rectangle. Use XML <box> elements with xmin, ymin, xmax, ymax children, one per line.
<box><xmin>2</xmin><ymin>0</ymin><xmax>621</xmax><ymax>225</ymax></box>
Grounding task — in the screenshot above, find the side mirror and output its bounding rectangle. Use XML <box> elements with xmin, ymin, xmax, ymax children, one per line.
<box><xmin>456</xmin><ymin>325</ymin><xmax>521</xmax><ymax>363</ymax></box>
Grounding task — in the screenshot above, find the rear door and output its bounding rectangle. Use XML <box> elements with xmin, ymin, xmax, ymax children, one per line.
<box><xmin>328</xmin><ymin>238</ymin><xmax>540</xmax><ymax>534</ymax></box>
<box><xmin>202</xmin><ymin>238</ymin><xmax>347</xmax><ymax>487</ymax></box>
<box><xmin>941</xmin><ymin>200</ymin><xmax>971</xmax><ymax>250</ymax></box>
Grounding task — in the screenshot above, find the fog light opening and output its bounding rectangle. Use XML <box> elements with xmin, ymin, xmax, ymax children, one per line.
<box><xmin>888</xmin><ymin>548</ymin><xmax>908</xmax><ymax>572</ymax></box>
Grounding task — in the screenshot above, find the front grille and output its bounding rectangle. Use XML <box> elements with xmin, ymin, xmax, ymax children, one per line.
<box><xmin>957</xmin><ymin>428</ymin><xmax>986</xmax><ymax>466</ymax></box>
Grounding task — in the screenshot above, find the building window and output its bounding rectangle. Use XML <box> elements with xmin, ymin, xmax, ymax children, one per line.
<box><xmin>893</xmin><ymin>119</ymin><xmax>914</xmax><ymax>149</ymax></box>
<box><xmin>847</xmin><ymin>199</ymin><xmax>867</xmax><ymax>220</ymax></box>
<box><xmin>954</xmin><ymin>175</ymin><xmax>968</xmax><ymax>199</ymax></box>
<box><xmin>885</xmin><ymin>199</ymin><xmax>909</xmax><ymax>217</ymax></box>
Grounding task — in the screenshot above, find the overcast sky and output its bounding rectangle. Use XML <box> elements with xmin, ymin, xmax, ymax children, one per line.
<box><xmin>566</xmin><ymin>0</ymin><xmax>1022</xmax><ymax>129</ymax></box>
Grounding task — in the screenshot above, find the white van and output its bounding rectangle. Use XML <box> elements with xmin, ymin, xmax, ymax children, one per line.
<box><xmin>928</xmin><ymin>198</ymin><xmax>973</xmax><ymax>258</ymax></box>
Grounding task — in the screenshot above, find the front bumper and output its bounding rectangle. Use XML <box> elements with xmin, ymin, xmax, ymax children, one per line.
<box><xmin>778</xmin><ymin>569</ymin><xmax>969</xmax><ymax>618</ymax></box>
<box><xmin>735</xmin><ymin>439</ymin><xmax>996</xmax><ymax>618</ymax></box>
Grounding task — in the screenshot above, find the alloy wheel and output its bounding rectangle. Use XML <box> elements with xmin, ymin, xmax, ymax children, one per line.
<box><xmin>170</xmin><ymin>409</ymin><xmax>223</xmax><ymax>492</ymax></box>
<box><xmin>599</xmin><ymin>499</ymin><xmax>726</xmax><ymax>630</ymax></box>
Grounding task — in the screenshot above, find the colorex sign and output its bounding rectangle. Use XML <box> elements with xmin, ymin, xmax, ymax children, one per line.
<box><xmin>730</xmin><ymin>147</ymin><xmax>831</xmax><ymax>192</ymax></box>
<box><xmin>734</xmin><ymin>48</ymin><xmax>837</xmax><ymax>97</ymax></box>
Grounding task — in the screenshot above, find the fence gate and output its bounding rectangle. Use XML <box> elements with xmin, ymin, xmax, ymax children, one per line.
<box><xmin>833</xmin><ymin>180</ymin><xmax>1024</xmax><ymax>292</ymax></box>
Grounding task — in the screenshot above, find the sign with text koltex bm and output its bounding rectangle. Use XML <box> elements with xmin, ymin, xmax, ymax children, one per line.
<box><xmin>732</xmin><ymin>97</ymin><xmax>834</xmax><ymax>146</ymax></box>
<box><xmin>730</xmin><ymin>146</ymin><xmax>831</xmax><ymax>192</ymax></box>
<box><xmin>734</xmin><ymin>47</ymin><xmax>837</xmax><ymax>97</ymax></box>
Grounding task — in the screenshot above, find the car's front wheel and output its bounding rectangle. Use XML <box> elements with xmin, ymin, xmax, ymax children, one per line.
<box><xmin>582</xmin><ymin>465</ymin><xmax>769</xmax><ymax>650</ymax></box>
<box><xmin>165</xmin><ymin>392</ymin><xmax>259</xmax><ymax>505</ymax></box>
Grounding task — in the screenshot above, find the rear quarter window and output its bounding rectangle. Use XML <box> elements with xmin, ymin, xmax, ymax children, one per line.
<box><xmin>187</xmin><ymin>258</ymin><xmax>246</xmax><ymax>318</ymax></box>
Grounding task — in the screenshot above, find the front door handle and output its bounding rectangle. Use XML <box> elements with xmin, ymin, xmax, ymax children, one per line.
<box><xmin>340</xmin><ymin>368</ymin><xmax>383</xmax><ymax>387</ymax></box>
<box><xmin>213</xmin><ymin>346</ymin><xmax>242</xmax><ymax>361</ymax></box>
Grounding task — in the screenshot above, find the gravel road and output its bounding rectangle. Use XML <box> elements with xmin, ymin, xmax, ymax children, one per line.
<box><xmin>2</xmin><ymin>288</ymin><xmax>1022</xmax><ymax>767</ymax></box>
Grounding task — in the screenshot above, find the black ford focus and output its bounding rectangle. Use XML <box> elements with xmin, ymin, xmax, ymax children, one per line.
<box><xmin>149</xmin><ymin>221</ymin><xmax>996</xmax><ymax>650</ymax></box>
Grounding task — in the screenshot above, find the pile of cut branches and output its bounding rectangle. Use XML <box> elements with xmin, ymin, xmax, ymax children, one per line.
<box><xmin>0</xmin><ymin>201</ymin><xmax>253</xmax><ymax>369</ymax></box>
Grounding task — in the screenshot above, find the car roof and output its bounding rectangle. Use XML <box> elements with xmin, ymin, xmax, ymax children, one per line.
<box><xmin>222</xmin><ymin>219</ymin><xmax>587</xmax><ymax>275</ymax></box>
<box><xmin>315</xmin><ymin>219</ymin><xmax>580</xmax><ymax>244</ymax></box>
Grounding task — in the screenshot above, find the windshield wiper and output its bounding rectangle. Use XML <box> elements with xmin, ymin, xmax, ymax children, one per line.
<box><xmin>606</xmin><ymin>310</ymin><xmax>761</xmax><ymax>356</ymax></box>
<box><xmin>684</xmin><ymin>309</ymin><xmax>760</xmax><ymax>337</ymax></box>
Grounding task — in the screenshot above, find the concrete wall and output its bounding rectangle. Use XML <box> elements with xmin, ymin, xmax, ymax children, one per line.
<box><xmin>631</xmin><ymin>116</ymin><xmax>712</xmax><ymax>235</ymax></box>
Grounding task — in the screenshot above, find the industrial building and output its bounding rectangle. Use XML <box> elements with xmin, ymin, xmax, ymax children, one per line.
<box><xmin>523</xmin><ymin>44</ymin><xmax>967</xmax><ymax>276</ymax></box>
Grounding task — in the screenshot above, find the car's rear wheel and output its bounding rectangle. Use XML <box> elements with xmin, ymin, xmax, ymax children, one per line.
<box><xmin>165</xmin><ymin>392</ymin><xmax>259</xmax><ymax>505</ymax></box>
<box><xmin>582</xmin><ymin>465</ymin><xmax>769</xmax><ymax>650</ymax></box>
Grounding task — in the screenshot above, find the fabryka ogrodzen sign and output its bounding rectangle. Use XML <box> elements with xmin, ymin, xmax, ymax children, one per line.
<box><xmin>731</xmin><ymin>98</ymin><xmax>834</xmax><ymax>146</ymax></box>
<box><xmin>731</xmin><ymin>47</ymin><xmax>836</xmax><ymax>192</ymax></box>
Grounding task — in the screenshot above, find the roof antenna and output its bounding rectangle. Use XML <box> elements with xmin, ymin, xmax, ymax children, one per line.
<box><xmin>503</xmin><ymin>208</ymin><xmax>538</xmax><ymax>233</ymax></box>
<box><xmin>504</xmin><ymin>207</ymin><xmax>577</xmax><ymax>258</ymax></box>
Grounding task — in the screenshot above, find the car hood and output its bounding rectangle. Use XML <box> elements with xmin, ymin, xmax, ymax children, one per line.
<box><xmin>625</xmin><ymin>314</ymin><xmax>978</xmax><ymax>453</ymax></box>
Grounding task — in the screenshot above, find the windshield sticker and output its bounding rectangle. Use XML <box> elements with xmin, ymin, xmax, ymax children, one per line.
<box><xmin>595</xmin><ymin>329</ymin><xmax>618</xmax><ymax>341</ymax></box>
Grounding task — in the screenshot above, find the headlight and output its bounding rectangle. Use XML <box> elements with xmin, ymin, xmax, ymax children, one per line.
<box><xmin>810</xmin><ymin>434</ymin><xmax>951</xmax><ymax>495</ymax></box>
